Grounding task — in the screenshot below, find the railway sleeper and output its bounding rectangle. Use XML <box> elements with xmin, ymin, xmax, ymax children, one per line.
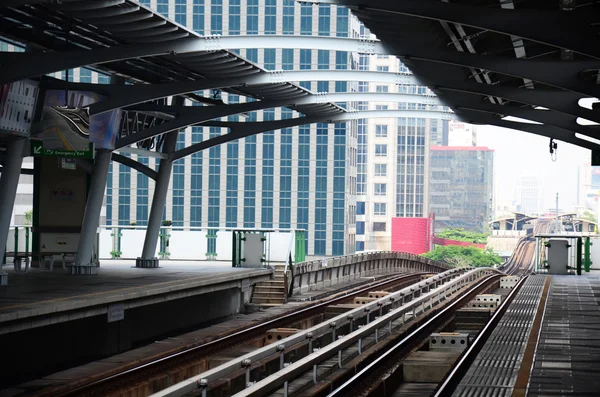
<box><xmin>266</xmin><ymin>279</ymin><xmax>499</xmax><ymax>397</ymax></box>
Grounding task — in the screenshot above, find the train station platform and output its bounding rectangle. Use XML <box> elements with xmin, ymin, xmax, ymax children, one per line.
<box><xmin>0</xmin><ymin>260</ymin><xmax>272</xmax><ymax>387</ymax></box>
<box><xmin>454</xmin><ymin>273</ymin><xmax>600</xmax><ymax>396</ymax></box>
<box><xmin>0</xmin><ymin>260</ymin><xmax>272</xmax><ymax>334</ymax></box>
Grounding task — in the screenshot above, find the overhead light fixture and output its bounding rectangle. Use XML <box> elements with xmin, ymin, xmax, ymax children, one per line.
<box><xmin>501</xmin><ymin>116</ymin><xmax>542</xmax><ymax>125</ymax></box>
<box><xmin>578</xmin><ymin>97</ymin><xmax>599</xmax><ymax>110</ymax></box>
<box><xmin>575</xmin><ymin>133</ymin><xmax>600</xmax><ymax>146</ymax></box>
<box><xmin>534</xmin><ymin>106</ymin><xmax>549</xmax><ymax>110</ymax></box>
<box><xmin>577</xmin><ymin>117</ymin><xmax>600</xmax><ymax>126</ymax></box>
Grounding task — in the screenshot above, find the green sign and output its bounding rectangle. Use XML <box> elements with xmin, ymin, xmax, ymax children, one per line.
<box><xmin>30</xmin><ymin>140</ymin><xmax>94</xmax><ymax>159</ymax></box>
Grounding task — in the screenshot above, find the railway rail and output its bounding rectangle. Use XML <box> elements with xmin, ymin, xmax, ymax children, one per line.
<box><xmin>152</xmin><ymin>268</ymin><xmax>499</xmax><ymax>397</ymax></box>
<box><xmin>43</xmin><ymin>272</ymin><xmax>430</xmax><ymax>397</ymax></box>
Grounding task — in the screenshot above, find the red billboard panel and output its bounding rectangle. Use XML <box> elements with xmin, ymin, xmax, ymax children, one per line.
<box><xmin>391</xmin><ymin>217</ymin><xmax>432</xmax><ymax>255</ymax></box>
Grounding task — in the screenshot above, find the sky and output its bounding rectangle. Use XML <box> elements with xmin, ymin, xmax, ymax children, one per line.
<box><xmin>476</xmin><ymin>124</ymin><xmax>590</xmax><ymax>212</ymax></box>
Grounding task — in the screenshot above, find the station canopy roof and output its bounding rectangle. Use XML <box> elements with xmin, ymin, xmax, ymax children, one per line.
<box><xmin>0</xmin><ymin>0</ymin><xmax>346</xmax><ymax>117</ymax></box>
<box><xmin>329</xmin><ymin>0</ymin><xmax>600</xmax><ymax>150</ymax></box>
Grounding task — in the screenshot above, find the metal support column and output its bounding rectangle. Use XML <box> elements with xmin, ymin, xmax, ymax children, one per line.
<box><xmin>0</xmin><ymin>138</ymin><xmax>26</xmax><ymax>284</ymax></box>
<box><xmin>136</xmin><ymin>97</ymin><xmax>183</xmax><ymax>268</ymax></box>
<box><xmin>71</xmin><ymin>149</ymin><xmax>112</xmax><ymax>274</ymax></box>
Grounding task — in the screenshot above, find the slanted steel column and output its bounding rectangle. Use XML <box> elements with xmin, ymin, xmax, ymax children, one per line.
<box><xmin>71</xmin><ymin>75</ymin><xmax>124</xmax><ymax>275</ymax></box>
<box><xmin>136</xmin><ymin>97</ymin><xmax>183</xmax><ymax>268</ymax></box>
<box><xmin>0</xmin><ymin>138</ymin><xmax>26</xmax><ymax>277</ymax></box>
<box><xmin>72</xmin><ymin>150</ymin><xmax>112</xmax><ymax>274</ymax></box>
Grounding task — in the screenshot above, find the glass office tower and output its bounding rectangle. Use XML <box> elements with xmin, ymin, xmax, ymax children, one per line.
<box><xmin>102</xmin><ymin>0</ymin><xmax>359</xmax><ymax>257</ymax></box>
<box><xmin>429</xmin><ymin>146</ymin><xmax>494</xmax><ymax>233</ymax></box>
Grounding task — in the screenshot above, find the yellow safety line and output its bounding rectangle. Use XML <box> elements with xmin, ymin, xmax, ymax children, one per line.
<box><xmin>55</xmin><ymin>121</ymin><xmax>73</xmax><ymax>151</ymax></box>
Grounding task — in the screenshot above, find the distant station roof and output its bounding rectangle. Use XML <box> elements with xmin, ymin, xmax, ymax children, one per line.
<box><xmin>328</xmin><ymin>0</ymin><xmax>600</xmax><ymax>149</ymax></box>
<box><xmin>490</xmin><ymin>213</ymin><xmax>537</xmax><ymax>224</ymax></box>
<box><xmin>0</xmin><ymin>0</ymin><xmax>345</xmax><ymax>117</ymax></box>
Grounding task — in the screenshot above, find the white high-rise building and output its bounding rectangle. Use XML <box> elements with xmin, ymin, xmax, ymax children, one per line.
<box><xmin>519</xmin><ymin>173</ymin><xmax>544</xmax><ymax>215</ymax></box>
<box><xmin>355</xmin><ymin>50</ymin><xmax>447</xmax><ymax>251</ymax></box>
<box><xmin>448</xmin><ymin>120</ymin><xmax>477</xmax><ymax>147</ymax></box>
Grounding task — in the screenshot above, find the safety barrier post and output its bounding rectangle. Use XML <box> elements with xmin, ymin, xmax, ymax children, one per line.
<box><xmin>13</xmin><ymin>227</ymin><xmax>18</xmax><ymax>255</ymax></box>
<box><xmin>584</xmin><ymin>237</ymin><xmax>592</xmax><ymax>272</ymax></box>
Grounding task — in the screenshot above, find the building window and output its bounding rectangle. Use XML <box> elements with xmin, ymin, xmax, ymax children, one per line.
<box><xmin>373</xmin><ymin>222</ymin><xmax>387</xmax><ymax>232</ymax></box>
<box><xmin>357</xmin><ymin>201</ymin><xmax>365</xmax><ymax>215</ymax></box>
<box><xmin>247</xmin><ymin>0</ymin><xmax>258</xmax><ymax>35</ymax></box>
<box><xmin>264</xmin><ymin>0</ymin><xmax>277</xmax><ymax>34</ymax></box>
<box><xmin>157</xmin><ymin>0</ymin><xmax>168</xmax><ymax>17</ymax></box>
<box><xmin>376</xmin><ymin>65</ymin><xmax>389</xmax><ymax>72</ymax></box>
<box><xmin>210</xmin><ymin>0</ymin><xmax>222</xmax><ymax>35</ymax></box>
<box><xmin>375</xmin><ymin>124</ymin><xmax>388</xmax><ymax>138</ymax></box>
<box><xmin>318</xmin><ymin>4</ymin><xmax>330</xmax><ymax>36</ymax></box>
<box><xmin>375</xmin><ymin>163</ymin><xmax>387</xmax><ymax>176</ymax></box>
<box><xmin>283</xmin><ymin>0</ymin><xmax>295</xmax><ymax>35</ymax></box>
<box><xmin>175</xmin><ymin>0</ymin><xmax>186</xmax><ymax>25</ymax></box>
<box><xmin>374</xmin><ymin>183</ymin><xmax>387</xmax><ymax>196</ymax></box>
<box><xmin>193</xmin><ymin>0</ymin><xmax>204</xmax><ymax>34</ymax></box>
<box><xmin>300</xmin><ymin>3</ymin><xmax>312</xmax><ymax>35</ymax></box>
<box><xmin>356</xmin><ymin>241</ymin><xmax>365</xmax><ymax>251</ymax></box>
<box><xmin>356</xmin><ymin>221</ymin><xmax>365</xmax><ymax>235</ymax></box>
<box><xmin>374</xmin><ymin>203</ymin><xmax>387</xmax><ymax>216</ymax></box>
<box><xmin>228</xmin><ymin>0</ymin><xmax>240</xmax><ymax>35</ymax></box>
<box><xmin>375</xmin><ymin>104</ymin><xmax>389</xmax><ymax>110</ymax></box>
<box><xmin>376</xmin><ymin>85</ymin><xmax>388</xmax><ymax>93</ymax></box>
<box><xmin>375</xmin><ymin>144</ymin><xmax>387</xmax><ymax>157</ymax></box>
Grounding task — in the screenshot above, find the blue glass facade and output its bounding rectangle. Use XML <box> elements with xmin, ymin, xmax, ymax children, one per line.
<box><xmin>172</xmin><ymin>133</ymin><xmax>186</xmax><ymax>228</ymax></box>
<box><xmin>190</xmin><ymin>127</ymin><xmax>203</xmax><ymax>227</ymax></box>
<box><xmin>103</xmin><ymin>1</ymin><xmax>358</xmax><ymax>257</ymax></box>
<box><xmin>136</xmin><ymin>157</ymin><xmax>149</xmax><ymax>226</ymax></box>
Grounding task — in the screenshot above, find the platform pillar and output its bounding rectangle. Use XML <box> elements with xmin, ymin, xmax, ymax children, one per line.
<box><xmin>136</xmin><ymin>108</ymin><xmax>181</xmax><ymax>268</ymax></box>
<box><xmin>72</xmin><ymin>149</ymin><xmax>111</xmax><ymax>275</ymax></box>
<box><xmin>0</xmin><ymin>139</ymin><xmax>26</xmax><ymax>277</ymax></box>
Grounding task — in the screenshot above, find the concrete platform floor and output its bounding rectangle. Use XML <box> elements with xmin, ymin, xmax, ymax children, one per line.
<box><xmin>0</xmin><ymin>260</ymin><xmax>272</xmax><ymax>328</ymax></box>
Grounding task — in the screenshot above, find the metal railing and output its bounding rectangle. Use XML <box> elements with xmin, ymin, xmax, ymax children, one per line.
<box><xmin>289</xmin><ymin>251</ymin><xmax>451</xmax><ymax>296</ymax></box>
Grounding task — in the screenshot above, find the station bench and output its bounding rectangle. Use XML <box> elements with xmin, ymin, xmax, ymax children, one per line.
<box><xmin>4</xmin><ymin>252</ymin><xmax>77</xmax><ymax>272</ymax></box>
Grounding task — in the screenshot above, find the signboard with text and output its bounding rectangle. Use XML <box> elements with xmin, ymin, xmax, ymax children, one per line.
<box><xmin>30</xmin><ymin>140</ymin><xmax>94</xmax><ymax>159</ymax></box>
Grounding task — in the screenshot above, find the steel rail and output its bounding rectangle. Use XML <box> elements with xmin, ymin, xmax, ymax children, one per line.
<box><xmin>51</xmin><ymin>272</ymin><xmax>427</xmax><ymax>397</ymax></box>
<box><xmin>229</xmin><ymin>269</ymin><xmax>500</xmax><ymax>397</ymax></box>
<box><xmin>324</xmin><ymin>273</ymin><xmax>501</xmax><ymax>397</ymax></box>
<box><xmin>433</xmin><ymin>275</ymin><xmax>529</xmax><ymax>396</ymax></box>
<box><xmin>152</xmin><ymin>268</ymin><xmax>471</xmax><ymax>397</ymax></box>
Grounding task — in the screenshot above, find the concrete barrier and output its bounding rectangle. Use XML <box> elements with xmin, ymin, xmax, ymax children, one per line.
<box><xmin>289</xmin><ymin>251</ymin><xmax>451</xmax><ymax>296</ymax></box>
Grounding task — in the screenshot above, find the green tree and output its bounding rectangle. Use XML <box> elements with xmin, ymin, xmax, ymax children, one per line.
<box><xmin>581</xmin><ymin>210</ymin><xmax>598</xmax><ymax>224</ymax></box>
<box><xmin>437</xmin><ymin>227</ymin><xmax>488</xmax><ymax>244</ymax></box>
<box><xmin>24</xmin><ymin>209</ymin><xmax>33</xmax><ymax>226</ymax></box>
<box><xmin>422</xmin><ymin>245</ymin><xmax>502</xmax><ymax>268</ymax></box>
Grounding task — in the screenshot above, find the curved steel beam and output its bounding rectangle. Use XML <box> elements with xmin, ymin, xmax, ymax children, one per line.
<box><xmin>460</xmin><ymin>109</ymin><xmax>595</xmax><ymax>150</ymax></box>
<box><xmin>318</xmin><ymin>0</ymin><xmax>600</xmax><ymax>59</ymax></box>
<box><xmin>126</xmin><ymin>91</ymin><xmax>441</xmax><ymax>114</ymax></box>
<box><xmin>0</xmin><ymin>36</ymin><xmax>385</xmax><ymax>85</ymax></box>
<box><xmin>116</xmin><ymin>99</ymin><xmax>282</xmax><ymax>148</ymax></box>
<box><xmin>111</xmin><ymin>153</ymin><xmax>158</xmax><ymax>180</ymax></box>
<box><xmin>434</xmin><ymin>81</ymin><xmax>600</xmax><ymax>124</ymax></box>
<box><xmin>389</xmin><ymin>45</ymin><xmax>600</xmax><ymax>99</ymax></box>
<box><xmin>38</xmin><ymin>70</ymin><xmax>414</xmax><ymax>115</ymax></box>
<box><xmin>453</xmin><ymin>100</ymin><xmax>600</xmax><ymax>137</ymax></box>
<box><xmin>118</xmin><ymin>92</ymin><xmax>446</xmax><ymax>149</ymax></box>
<box><xmin>172</xmin><ymin>109</ymin><xmax>452</xmax><ymax>160</ymax></box>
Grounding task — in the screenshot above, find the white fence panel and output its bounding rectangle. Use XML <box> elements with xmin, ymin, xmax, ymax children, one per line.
<box><xmin>169</xmin><ymin>230</ymin><xmax>207</xmax><ymax>260</ymax></box>
<box><xmin>99</xmin><ymin>229</ymin><xmax>113</xmax><ymax>259</ymax></box>
<box><xmin>216</xmin><ymin>231</ymin><xmax>233</xmax><ymax>261</ymax></box>
<box><xmin>120</xmin><ymin>230</ymin><xmax>154</xmax><ymax>259</ymax></box>
<box><xmin>269</xmin><ymin>232</ymin><xmax>293</xmax><ymax>262</ymax></box>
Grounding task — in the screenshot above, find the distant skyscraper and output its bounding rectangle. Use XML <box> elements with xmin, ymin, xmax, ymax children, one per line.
<box><xmin>355</xmin><ymin>49</ymin><xmax>447</xmax><ymax>251</ymax></box>
<box><xmin>519</xmin><ymin>173</ymin><xmax>544</xmax><ymax>215</ymax></box>
<box><xmin>448</xmin><ymin>120</ymin><xmax>477</xmax><ymax>147</ymax></box>
<box><xmin>429</xmin><ymin>146</ymin><xmax>494</xmax><ymax>233</ymax></box>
